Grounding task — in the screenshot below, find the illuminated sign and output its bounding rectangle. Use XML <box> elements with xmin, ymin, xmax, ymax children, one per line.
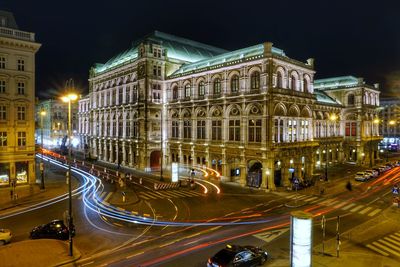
<box><xmin>172</xmin><ymin>163</ymin><xmax>178</xmax><ymax>182</ymax></box>
<box><xmin>290</xmin><ymin>211</ymin><xmax>312</xmax><ymax>267</ymax></box>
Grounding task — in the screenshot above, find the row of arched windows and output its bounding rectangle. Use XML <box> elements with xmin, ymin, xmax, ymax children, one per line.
<box><xmin>172</xmin><ymin>72</ymin><xmax>262</xmax><ymax>99</ymax></box>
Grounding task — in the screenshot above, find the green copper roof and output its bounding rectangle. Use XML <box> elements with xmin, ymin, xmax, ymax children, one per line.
<box><xmin>94</xmin><ymin>31</ymin><xmax>228</xmax><ymax>74</ymax></box>
<box><xmin>171</xmin><ymin>43</ymin><xmax>286</xmax><ymax>76</ymax></box>
<box><xmin>314</xmin><ymin>89</ymin><xmax>341</xmax><ymax>105</ymax></box>
<box><xmin>314</xmin><ymin>76</ymin><xmax>361</xmax><ymax>90</ymax></box>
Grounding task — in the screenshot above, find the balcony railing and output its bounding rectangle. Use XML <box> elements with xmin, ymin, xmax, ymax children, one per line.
<box><xmin>0</xmin><ymin>26</ymin><xmax>35</xmax><ymax>42</ymax></box>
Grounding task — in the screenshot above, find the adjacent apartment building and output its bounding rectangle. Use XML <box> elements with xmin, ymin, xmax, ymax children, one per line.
<box><xmin>0</xmin><ymin>10</ymin><xmax>41</xmax><ymax>186</ymax></box>
<box><xmin>78</xmin><ymin>31</ymin><xmax>381</xmax><ymax>189</ymax></box>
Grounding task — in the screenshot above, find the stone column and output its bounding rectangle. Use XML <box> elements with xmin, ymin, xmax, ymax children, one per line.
<box><xmin>122</xmin><ymin>142</ymin><xmax>126</xmax><ymax>165</ymax></box>
<box><xmin>109</xmin><ymin>141</ymin><xmax>114</xmax><ymax>163</ymax></box>
<box><xmin>103</xmin><ymin>140</ymin><xmax>108</xmax><ymax>161</ymax></box>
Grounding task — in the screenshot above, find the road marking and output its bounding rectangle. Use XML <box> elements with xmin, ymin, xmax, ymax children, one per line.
<box><xmin>367</xmin><ymin>209</ymin><xmax>381</xmax><ymax>217</ymax></box>
<box><xmin>104</xmin><ymin>192</ymin><xmax>113</xmax><ymax>201</ymax></box>
<box><xmin>350</xmin><ymin>205</ymin><xmax>364</xmax><ymax>212</ymax></box>
<box><xmin>286</xmin><ymin>195</ymin><xmax>297</xmax><ymax>199</ymax></box>
<box><xmin>320</xmin><ymin>199</ymin><xmax>335</xmax><ymax>205</ymax></box>
<box><xmin>359</xmin><ymin>206</ymin><xmax>373</xmax><ymax>215</ymax></box>
<box><xmin>140</xmin><ymin>192</ymin><xmax>157</xmax><ymax>199</ymax></box>
<box><xmin>389</xmin><ymin>234</ymin><xmax>400</xmax><ymax>242</ymax></box>
<box><xmin>394</xmin><ymin>233</ymin><xmax>400</xmax><ymax>238</ymax></box>
<box><xmin>383</xmin><ymin>237</ymin><xmax>400</xmax><ymax>247</ymax></box>
<box><xmin>342</xmin><ymin>203</ymin><xmax>356</xmax><ymax>210</ymax></box>
<box><xmin>99</xmin><ymin>191</ymin><xmax>107</xmax><ymax>199</ymax></box>
<box><xmin>377</xmin><ymin>240</ymin><xmax>400</xmax><ymax>255</ymax></box>
<box><xmin>366</xmin><ymin>244</ymin><xmax>389</xmax><ymax>256</ymax></box>
<box><xmin>253</xmin><ymin>228</ymin><xmax>289</xmax><ymax>243</ymax></box>
<box><xmin>327</xmin><ymin>200</ymin><xmax>341</xmax><ymax>206</ymax></box>
<box><xmin>81</xmin><ymin>261</ymin><xmax>95</xmax><ymax>267</ymax></box>
<box><xmin>304</xmin><ymin>196</ymin><xmax>318</xmax><ymax>202</ymax></box>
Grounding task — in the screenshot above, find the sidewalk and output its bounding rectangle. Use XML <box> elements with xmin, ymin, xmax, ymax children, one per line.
<box><xmin>0</xmin><ymin>239</ymin><xmax>81</xmax><ymax>267</ymax></box>
<box><xmin>0</xmin><ymin>161</ymin><xmax>71</xmax><ymax>212</ymax></box>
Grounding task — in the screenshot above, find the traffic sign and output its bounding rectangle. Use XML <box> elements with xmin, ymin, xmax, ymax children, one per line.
<box><xmin>392</xmin><ymin>187</ymin><xmax>399</xmax><ymax>195</ymax></box>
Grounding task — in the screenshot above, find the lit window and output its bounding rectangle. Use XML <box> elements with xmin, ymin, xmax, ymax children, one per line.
<box><xmin>197</xmin><ymin>120</ymin><xmax>206</xmax><ymax>139</ymax></box>
<box><xmin>183</xmin><ymin>120</ymin><xmax>192</xmax><ymax>139</ymax></box>
<box><xmin>213</xmin><ymin>78</ymin><xmax>221</xmax><ymax>95</ymax></box>
<box><xmin>17</xmin><ymin>106</ymin><xmax>25</xmax><ymax>120</ymax></box>
<box><xmin>172</xmin><ymin>121</ymin><xmax>179</xmax><ymax>138</ymax></box>
<box><xmin>0</xmin><ymin>132</ymin><xmax>7</xmax><ymax>147</ymax></box>
<box><xmin>229</xmin><ymin>119</ymin><xmax>241</xmax><ymax>141</ymax></box>
<box><xmin>184</xmin><ymin>84</ymin><xmax>191</xmax><ymax>98</ymax></box>
<box><xmin>17</xmin><ymin>131</ymin><xmax>26</xmax><ymax>146</ymax></box>
<box><xmin>0</xmin><ymin>57</ymin><xmax>5</xmax><ymax>69</ymax></box>
<box><xmin>17</xmin><ymin>59</ymin><xmax>25</xmax><ymax>71</ymax></box>
<box><xmin>231</xmin><ymin>75</ymin><xmax>239</xmax><ymax>92</ymax></box>
<box><xmin>0</xmin><ymin>80</ymin><xmax>5</xmax><ymax>93</ymax></box>
<box><xmin>212</xmin><ymin>120</ymin><xmax>221</xmax><ymax>140</ymax></box>
<box><xmin>248</xmin><ymin>119</ymin><xmax>261</xmax><ymax>142</ymax></box>
<box><xmin>0</xmin><ymin>106</ymin><xmax>5</xmax><ymax>120</ymax></box>
<box><xmin>17</xmin><ymin>82</ymin><xmax>25</xmax><ymax>95</ymax></box>
<box><xmin>198</xmin><ymin>82</ymin><xmax>205</xmax><ymax>96</ymax></box>
<box><xmin>250</xmin><ymin>72</ymin><xmax>260</xmax><ymax>90</ymax></box>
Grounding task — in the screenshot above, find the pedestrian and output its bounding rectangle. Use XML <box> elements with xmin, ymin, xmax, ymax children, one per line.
<box><xmin>10</xmin><ymin>189</ymin><xmax>13</xmax><ymax>200</ymax></box>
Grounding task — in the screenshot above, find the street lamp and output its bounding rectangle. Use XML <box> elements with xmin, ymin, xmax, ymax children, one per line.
<box><xmin>370</xmin><ymin>118</ymin><xmax>380</xmax><ymax>167</ymax></box>
<box><xmin>61</xmin><ymin>91</ymin><xmax>78</xmax><ymax>257</ymax></box>
<box><xmin>40</xmin><ymin>109</ymin><xmax>46</xmax><ymax>190</ymax></box>
<box><xmin>325</xmin><ymin>113</ymin><xmax>338</xmax><ymax>181</ymax></box>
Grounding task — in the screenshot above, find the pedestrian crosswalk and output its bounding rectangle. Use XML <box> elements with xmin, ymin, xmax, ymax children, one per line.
<box><xmin>139</xmin><ymin>189</ymin><xmax>204</xmax><ymax>200</ymax></box>
<box><xmin>366</xmin><ymin>232</ymin><xmax>400</xmax><ymax>257</ymax></box>
<box><xmin>284</xmin><ymin>194</ymin><xmax>382</xmax><ymax>217</ymax></box>
<box><xmin>77</xmin><ymin>189</ymin><xmax>204</xmax><ymax>201</ymax></box>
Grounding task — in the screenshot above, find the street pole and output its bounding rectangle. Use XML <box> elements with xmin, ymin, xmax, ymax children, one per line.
<box><xmin>336</xmin><ymin>215</ymin><xmax>341</xmax><ymax>258</ymax></box>
<box><xmin>160</xmin><ymin>102</ymin><xmax>164</xmax><ymax>181</ymax></box>
<box><xmin>67</xmin><ymin>99</ymin><xmax>73</xmax><ymax>257</ymax></box>
<box><xmin>325</xmin><ymin>122</ymin><xmax>328</xmax><ymax>182</ymax></box>
<box><xmin>40</xmin><ymin>110</ymin><xmax>45</xmax><ymax>189</ymax></box>
<box><xmin>322</xmin><ymin>215</ymin><xmax>326</xmax><ymax>256</ymax></box>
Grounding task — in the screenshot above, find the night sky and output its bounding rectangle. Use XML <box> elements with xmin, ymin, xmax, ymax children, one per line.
<box><xmin>2</xmin><ymin>0</ymin><xmax>399</xmax><ymax>98</ymax></box>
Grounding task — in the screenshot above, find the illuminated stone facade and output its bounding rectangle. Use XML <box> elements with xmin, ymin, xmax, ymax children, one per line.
<box><xmin>0</xmin><ymin>11</ymin><xmax>41</xmax><ymax>186</ymax></box>
<box><xmin>80</xmin><ymin>31</ymin><xmax>381</xmax><ymax>188</ymax></box>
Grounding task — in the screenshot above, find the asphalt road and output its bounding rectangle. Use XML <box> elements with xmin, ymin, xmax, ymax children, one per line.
<box><xmin>2</xmin><ymin>158</ymin><xmax>400</xmax><ymax>267</ymax></box>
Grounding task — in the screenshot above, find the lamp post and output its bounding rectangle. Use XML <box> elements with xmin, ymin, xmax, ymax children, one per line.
<box><xmin>40</xmin><ymin>109</ymin><xmax>46</xmax><ymax>190</ymax></box>
<box><xmin>61</xmin><ymin>91</ymin><xmax>78</xmax><ymax>257</ymax></box>
<box><xmin>325</xmin><ymin>113</ymin><xmax>338</xmax><ymax>182</ymax></box>
<box><xmin>370</xmin><ymin>118</ymin><xmax>380</xmax><ymax>167</ymax></box>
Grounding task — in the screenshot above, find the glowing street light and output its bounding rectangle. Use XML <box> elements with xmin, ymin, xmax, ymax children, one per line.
<box><xmin>61</xmin><ymin>88</ymin><xmax>78</xmax><ymax>257</ymax></box>
<box><xmin>325</xmin><ymin>113</ymin><xmax>338</xmax><ymax>181</ymax></box>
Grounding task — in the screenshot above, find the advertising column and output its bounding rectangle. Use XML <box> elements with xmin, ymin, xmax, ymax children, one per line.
<box><xmin>290</xmin><ymin>211</ymin><xmax>313</xmax><ymax>267</ymax></box>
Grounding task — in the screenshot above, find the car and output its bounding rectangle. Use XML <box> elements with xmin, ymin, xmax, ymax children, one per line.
<box><xmin>207</xmin><ymin>244</ymin><xmax>268</xmax><ymax>267</ymax></box>
<box><xmin>365</xmin><ymin>170</ymin><xmax>378</xmax><ymax>178</ymax></box>
<box><xmin>355</xmin><ymin>172</ymin><xmax>369</xmax><ymax>182</ymax></box>
<box><xmin>0</xmin><ymin>229</ymin><xmax>12</xmax><ymax>245</ymax></box>
<box><xmin>30</xmin><ymin>220</ymin><xmax>75</xmax><ymax>240</ymax></box>
<box><xmin>372</xmin><ymin>168</ymin><xmax>381</xmax><ymax>175</ymax></box>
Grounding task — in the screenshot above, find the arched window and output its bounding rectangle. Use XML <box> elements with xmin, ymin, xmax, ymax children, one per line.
<box><xmin>250</xmin><ymin>71</ymin><xmax>260</xmax><ymax>90</ymax></box>
<box><xmin>277</xmin><ymin>72</ymin><xmax>283</xmax><ymax>88</ymax></box>
<box><xmin>291</xmin><ymin>74</ymin><xmax>297</xmax><ymax>90</ymax></box>
<box><xmin>303</xmin><ymin>78</ymin><xmax>308</xmax><ymax>93</ymax></box>
<box><xmin>348</xmin><ymin>94</ymin><xmax>355</xmax><ymax>105</ymax></box>
<box><xmin>198</xmin><ymin>81</ymin><xmax>205</xmax><ymax>96</ymax></box>
<box><xmin>213</xmin><ymin>78</ymin><xmax>221</xmax><ymax>94</ymax></box>
<box><xmin>231</xmin><ymin>75</ymin><xmax>239</xmax><ymax>92</ymax></box>
<box><xmin>184</xmin><ymin>84</ymin><xmax>191</xmax><ymax>98</ymax></box>
<box><xmin>172</xmin><ymin>86</ymin><xmax>178</xmax><ymax>100</ymax></box>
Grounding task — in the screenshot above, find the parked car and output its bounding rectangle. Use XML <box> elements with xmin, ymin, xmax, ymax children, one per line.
<box><xmin>30</xmin><ymin>219</ymin><xmax>75</xmax><ymax>240</ymax></box>
<box><xmin>207</xmin><ymin>244</ymin><xmax>268</xmax><ymax>267</ymax></box>
<box><xmin>355</xmin><ymin>172</ymin><xmax>369</xmax><ymax>182</ymax></box>
<box><xmin>365</xmin><ymin>170</ymin><xmax>378</xmax><ymax>178</ymax></box>
<box><xmin>0</xmin><ymin>228</ymin><xmax>12</xmax><ymax>245</ymax></box>
<box><xmin>372</xmin><ymin>168</ymin><xmax>381</xmax><ymax>175</ymax></box>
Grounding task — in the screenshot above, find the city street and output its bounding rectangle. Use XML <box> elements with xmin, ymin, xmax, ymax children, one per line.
<box><xmin>2</xmin><ymin>155</ymin><xmax>400</xmax><ymax>267</ymax></box>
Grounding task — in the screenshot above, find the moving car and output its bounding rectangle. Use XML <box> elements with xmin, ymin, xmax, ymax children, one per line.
<box><xmin>207</xmin><ymin>244</ymin><xmax>268</xmax><ymax>267</ymax></box>
<box><xmin>30</xmin><ymin>219</ymin><xmax>75</xmax><ymax>240</ymax></box>
<box><xmin>0</xmin><ymin>228</ymin><xmax>12</xmax><ymax>245</ymax></box>
<box><xmin>354</xmin><ymin>172</ymin><xmax>369</xmax><ymax>182</ymax></box>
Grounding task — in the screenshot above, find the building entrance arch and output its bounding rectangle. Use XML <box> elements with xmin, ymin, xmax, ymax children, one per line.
<box><xmin>150</xmin><ymin>150</ymin><xmax>160</xmax><ymax>170</ymax></box>
<box><xmin>247</xmin><ymin>160</ymin><xmax>262</xmax><ymax>187</ymax></box>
